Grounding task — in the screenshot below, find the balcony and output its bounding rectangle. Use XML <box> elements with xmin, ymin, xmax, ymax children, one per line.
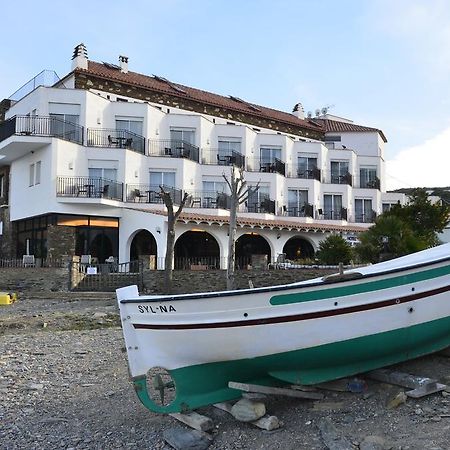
<box><xmin>247</xmin><ymin>195</ymin><xmax>276</xmax><ymax>214</ymax></box>
<box><xmin>355</xmin><ymin>210</ymin><xmax>377</xmax><ymax>223</ymax></box>
<box><xmin>202</xmin><ymin>148</ymin><xmax>245</xmax><ymax>169</ymax></box>
<box><xmin>0</xmin><ymin>115</ymin><xmax>83</xmax><ymax>144</ymax></box>
<box><xmin>247</xmin><ymin>158</ymin><xmax>286</xmax><ymax>176</ymax></box>
<box><xmin>56</xmin><ymin>176</ymin><xmax>123</xmax><ymax>201</ymax></box>
<box><xmin>126</xmin><ymin>184</ymin><xmax>183</xmax><ymax>204</ymax></box>
<box><xmin>185</xmin><ymin>190</ymin><xmax>231</xmax><ymax>209</ymax></box>
<box><xmin>285</xmin><ymin>203</ymin><xmax>314</xmax><ymax>218</ymax></box>
<box><xmin>148</xmin><ymin>139</ymin><xmax>199</xmax><ymax>163</ymax></box>
<box><xmin>286</xmin><ymin>165</ymin><xmax>321</xmax><ymax>181</ymax></box>
<box><xmin>87</xmin><ymin>128</ymin><xmax>145</xmax><ymax>154</ymax></box>
<box><xmin>319</xmin><ymin>207</ymin><xmax>348</xmax><ymax>221</ymax></box>
<box><xmin>323</xmin><ymin>171</ymin><xmax>353</xmax><ymax>186</ymax></box>
<box><xmin>357</xmin><ymin>177</ymin><xmax>380</xmax><ymax>190</ymax></box>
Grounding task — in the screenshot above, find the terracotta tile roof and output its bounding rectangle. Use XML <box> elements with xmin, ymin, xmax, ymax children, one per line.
<box><xmin>75</xmin><ymin>61</ymin><xmax>324</xmax><ymax>133</ymax></box>
<box><xmin>126</xmin><ymin>207</ymin><xmax>369</xmax><ymax>233</ymax></box>
<box><xmin>315</xmin><ymin>118</ymin><xmax>387</xmax><ymax>143</ymax></box>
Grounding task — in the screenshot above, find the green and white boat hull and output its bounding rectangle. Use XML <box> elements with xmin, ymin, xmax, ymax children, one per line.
<box><xmin>117</xmin><ymin>244</ymin><xmax>450</xmax><ymax>414</ymax></box>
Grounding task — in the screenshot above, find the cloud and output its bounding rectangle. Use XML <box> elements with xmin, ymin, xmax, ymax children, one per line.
<box><xmin>386</xmin><ymin>124</ymin><xmax>450</xmax><ymax>190</ymax></box>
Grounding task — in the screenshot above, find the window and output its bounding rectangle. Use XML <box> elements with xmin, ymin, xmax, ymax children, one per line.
<box><xmin>323</xmin><ymin>194</ymin><xmax>343</xmax><ymax>220</ymax></box>
<box><xmin>355</xmin><ymin>199</ymin><xmax>374</xmax><ymax>223</ymax></box>
<box><xmin>202</xmin><ymin>180</ymin><xmax>226</xmax><ymax>193</ymax></box>
<box><xmin>218</xmin><ymin>138</ymin><xmax>241</xmax><ymax>154</ymax></box>
<box><xmin>35</xmin><ymin>161</ymin><xmax>41</xmax><ymax>185</ymax></box>
<box><xmin>287</xmin><ymin>190</ymin><xmax>308</xmax><ymax>216</ymax></box>
<box><xmin>49</xmin><ymin>113</ymin><xmax>80</xmax><ymax>140</ymax></box>
<box><xmin>247</xmin><ymin>184</ymin><xmax>271</xmax><ymax>212</ymax></box>
<box><xmin>170</xmin><ymin>128</ymin><xmax>195</xmax><ymax>144</ymax></box>
<box><xmin>115</xmin><ymin>117</ymin><xmax>143</xmax><ymax>135</ymax></box>
<box><xmin>260</xmin><ymin>146</ymin><xmax>281</xmax><ymax>164</ymax></box>
<box><xmin>360</xmin><ymin>167</ymin><xmax>378</xmax><ymax>188</ymax></box>
<box><xmin>330</xmin><ymin>161</ymin><xmax>349</xmax><ymax>184</ymax></box>
<box><xmin>29</xmin><ymin>164</ymin><xmax>35</xmax><ymax>186</ymax></box>
<box><xmin>88</xmin><ymin>167</ymin><xmax>117</xmax><ymax>181</ymax></box>
<box><xmin>150</xmin><ymin>171</ymin><xmax>175</xmax><ymax>189</ymax></box>
<box><xmin>297</xmin><ymin>155</ymin><xmax>317</xmax><ymax>178</ymax></box>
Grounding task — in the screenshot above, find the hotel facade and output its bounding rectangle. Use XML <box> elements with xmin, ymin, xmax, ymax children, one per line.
<box><xmin>0</xmin><ymin>44</ymin><xmax>404</xmax><ymax>268</ymax></box>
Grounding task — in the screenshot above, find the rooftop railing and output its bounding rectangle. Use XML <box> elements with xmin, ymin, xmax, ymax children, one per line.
<box><xmin>87</xmin><ymin>128</ymin><xmax>145</xmax><ymax>154</ymax></box>
<box><xmin>148</xmin><ymin>139</ymin><xmax>200</xmax><ymax>163</ymax></box>
<box><xmin>56</xmin><ymin>176</ymin><xmax>123</xmax><ymax>201</ymax></box>
<box><xmin>0</xmin><ymin>115</ymin><xmax>84</xmax><ymax>144</ymax></box>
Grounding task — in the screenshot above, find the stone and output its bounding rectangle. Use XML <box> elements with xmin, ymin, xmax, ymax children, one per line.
<box><xmin>252</xmin><ymin>415</ymin><xmax>281</xmax><ymax>431</ymax></box>
<box><xmin>359</xmin><ymin>435</ymin><xmax>386</xmax><ymax>450</ymax></box>
<box><xmin>230</xmin><ymin>398</ymin><xmax>266</xmax><ymax>422</ymax></box>
<box><xmin>318</xmin><ymin>418</ymin><xmax>354</xmax><ymax>450</ymax></box>
<box><xmin>387</xmin><ymin>391</ymin><xmax>407</xmax><ymax>409</ymax></box>
<box><xmin>163</xmin><ymin>427</ymin><xmax>212</xmax><ymax>450</ymax></box>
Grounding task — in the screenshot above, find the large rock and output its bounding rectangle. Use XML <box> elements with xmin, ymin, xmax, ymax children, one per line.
<box><xmin>230</xmin><ymin>398</ymin><xmax>266</xmax><ymax>422</ymax></box>
<box><xmin>318</xmin><ymin>418</ymin><xmax>355</xmax><ymax>450</ymax></box>
<box><xmin>163</xmin><ymin>427</ymin><xmax>212</xmax><ymax>450</ymax></box>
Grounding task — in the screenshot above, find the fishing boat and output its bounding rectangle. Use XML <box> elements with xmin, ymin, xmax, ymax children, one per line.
<box><xmin>117</xmin><ymin>243</ymin><xmax>450</xmax><ymax>414</ymax></box>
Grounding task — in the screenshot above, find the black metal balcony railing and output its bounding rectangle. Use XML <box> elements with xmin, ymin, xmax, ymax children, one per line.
<box><xmin>87</xmin><ymin>128</ymin><xmax>145</xmax><ymax>154</ymax></box>
<box><xmin>288</xmin><ymin>166</ymin><xmax>321</xmax><ymax>181</ymax></box>
<box><xmin>247</xmin><ymin>158</ymin><xmax>286</xmax><ymax>176</ymax></box>
<box><xmin>285</xmin><ymin>203</ymin><xmax>314</xmax><ymax>218</ymax></box>
<box><xmin>0</xmin><ymin>115</ymin><xmax>84</xmax><ymax>144</ymax></box>
<box><xmin>185</xmin><ymin>190</ymin><xmax>231</xmax><ymax>209</ymax></box>
<box><xmin>126</xmin><ymin>184</ymin><xmax>183</xmax><ymax>205</ymax></box>
<box><xmin>56</xmin><ymin>176</ymin><xmax>123</xmax><ymax>201</ymax></box>
<box><xmin>358</xmin><ymin>177</ymin><xmax>380</xmax><ymax>190</ymax></box>
<box><xmin>247</xmin><ymin>195</ymin><xmax>276</xmax><ymax>214</ymax></box>
<box><xmin>202</xmin><ymin>149</ymin><xmax>246</xmax><ymax>169</ymax></box>
<box><xmin>355</xmin><ymin>210</ymin><xmax>377</xmax><ymax>223</ymax></box>
<box><xmin>330</xmin><ymin>172</ymin><xmax>353</xmax><ymax>186</ymax></box>
<box><xmin>148</xmin><ymin>139</ymin><xmax>200</xmax><ymax>163</ymax></box>
<box><xmin>320</xmin><ymin>207</ymin><xmax>348</xmax><ymax>221</ymax></box>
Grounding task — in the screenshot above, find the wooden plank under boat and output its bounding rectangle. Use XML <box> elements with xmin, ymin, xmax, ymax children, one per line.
<box><xmin>116</xmin><ymin>243</ymin><xmax>450</xmax><ymax>414</ymax></box>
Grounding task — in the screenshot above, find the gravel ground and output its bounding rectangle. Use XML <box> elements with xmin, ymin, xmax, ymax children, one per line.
<box><xmin>1</xmin><ymin>294</ymin><xmax>450</xmax><ymax>450</ymax></box>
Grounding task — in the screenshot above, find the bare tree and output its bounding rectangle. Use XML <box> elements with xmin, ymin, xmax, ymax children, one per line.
<box><xmin>159</xmin><ymin>187</ymin><xmax>190</xmax><ymax>292</ymax></box>
<box><xmin>223</xmin><ymin>166</ymin><xmax>259</xmax><ymax>290</ymax></box>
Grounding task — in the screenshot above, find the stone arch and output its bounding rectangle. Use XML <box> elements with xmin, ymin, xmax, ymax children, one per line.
<box><xmin>235</xmin><ymin>232</ymin><xmax>271</xmax><ymax>269</ymax></box>
<box><xmin>283</xmin><ymin>235</ymin><xmax>315</xmax><ymax>261</ymax></box>
<box><xmin>174</xmin><ymin>230</ymin><xmax>220</xmax><ymax>269</ymax></box>
<box><xmin>130</xmin><ymin>229</ymin><xmax>157</xmax><ymax>263</ymax></box>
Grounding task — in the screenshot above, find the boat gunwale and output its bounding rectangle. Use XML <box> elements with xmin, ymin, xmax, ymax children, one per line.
<box><xmin>119</xmin><ymin>253</ymin><xmax>450</xmax><ymax>304</ymax></box>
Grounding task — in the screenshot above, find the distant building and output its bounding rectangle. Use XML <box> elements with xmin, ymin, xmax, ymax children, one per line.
<box><xmin>0</xmin><ymin>44</ymin><xmax>405</xmax><ymax>267</ymax></box>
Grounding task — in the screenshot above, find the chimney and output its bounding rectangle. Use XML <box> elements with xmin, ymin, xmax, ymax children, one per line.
<box><xmin>71</xmin><ymin>43</ymin><xmax>88</xmax><ymax>70</ymax></box>
<box><xmin>292</xmin><ymin>102</ymin><xmax>305</xmax><ymax>120</ymax></box>
<box><xmin>119</xmin><ymin>55</ymin><xmax>129</xmax><ymax>74</ymax></box>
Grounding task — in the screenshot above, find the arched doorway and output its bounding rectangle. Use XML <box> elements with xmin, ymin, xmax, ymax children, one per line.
<box><xmin>235</xmin><ymin>233</ymin><xmax>271</xmax><ymax>269</ymax></box>
<box><xmin>283</xmin><ymin>236</ymin><xmax>315</xmax><ymax>261</ymax></box>
<box><xmin>174</xmin><ymin>231</ymin><xmax>220</xmax><ymax>269</ymax></box>
<box><xmin>130</xmin><ymin>230</ymin><xmax>157</xmax><ymax>264</ymax></box>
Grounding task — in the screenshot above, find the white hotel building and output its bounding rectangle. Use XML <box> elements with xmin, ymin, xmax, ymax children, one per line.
<box><xmin>0</xmin><ymin>45</ymin><xmax>404</xmax><ymax>268</ymax></box>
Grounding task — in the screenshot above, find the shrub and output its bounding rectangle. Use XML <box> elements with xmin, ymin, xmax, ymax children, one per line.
<box><xmin>316</xmin><ymin>235</ymin><xmax>353</xmax><ymax>265</ymax></box>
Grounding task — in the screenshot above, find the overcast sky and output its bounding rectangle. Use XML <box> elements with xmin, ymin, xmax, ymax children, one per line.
<box><xmin>1</xmin><ymin>0</ymin><xmax>449</xmax><ymax>190</ymax></box>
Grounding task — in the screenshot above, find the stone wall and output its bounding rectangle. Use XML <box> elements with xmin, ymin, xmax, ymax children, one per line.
<box><xmin>47</xmin><ymin>225</ymin><xmax>76</xmax><ymax>260</ymax></box>
<box><xmin>142</xmin><ymin>268</ymin><xmax>336</xmax><ymax>295</ymax></box>
<box><xmin>0</xmin><ymin>266</ymin><xmax>336</xmax><ymax>295</ymax></box>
